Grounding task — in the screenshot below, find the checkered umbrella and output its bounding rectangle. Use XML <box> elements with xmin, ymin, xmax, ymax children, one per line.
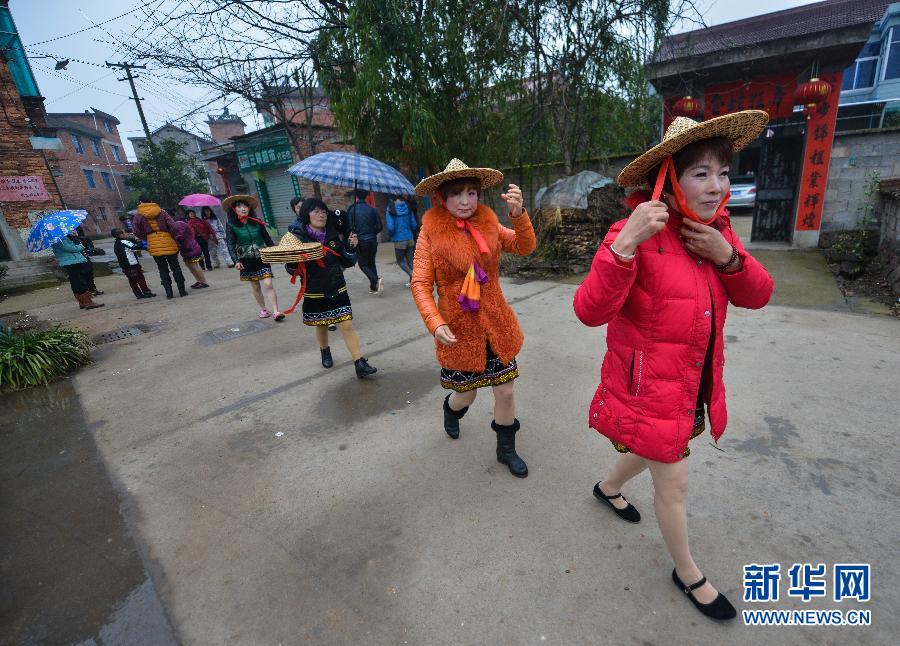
<box><xmin>26</xmin><ymin>210</ymin><xmax>88</xmax><ymax>252</ymax></box>
<box><xmin>288</xmin><ymin>152</ymin><xmax>415</xmax><ymax>196</ymax></box>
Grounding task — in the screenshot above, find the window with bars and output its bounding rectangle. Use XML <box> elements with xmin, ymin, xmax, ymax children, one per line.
<box><xmin>91</xmin><ymin>139</ymin><xmax>101</xmax><ymax>156</ymax></box>
<box><xmin>110</xmin><ymin>145</ymin><xmax>122</xmax><ymax>162</ymax></box>
<box><xmin>101</xmin><ymin>172</ymin><xmax>113</xmax><ymax>190</ymax></box>
<box><xmin>103</xmin><ymin>120</ymin><xmax>113</xmax><ymax>133</ymax></box>
<box><xmin>71</xmin><ymin>134</ymin><xmax>84</xmax><ymax>154</ymax></box>
<box><xmin>83</xmin><ymin>169</ymin><xmax>96</xmax><ymax>189</ymax></box>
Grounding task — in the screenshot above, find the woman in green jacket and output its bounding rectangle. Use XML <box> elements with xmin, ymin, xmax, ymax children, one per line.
<box><xmin>51</xmin><ymin>232</ymin><xmax>104</xmax><ymax>309</ymax></box>
<box><xmin>223</xmin><ymin>195</ymin><xmax>284</xmax><ymax>321</ymax></box>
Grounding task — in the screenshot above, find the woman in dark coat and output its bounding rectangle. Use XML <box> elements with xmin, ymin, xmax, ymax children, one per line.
<box><xmin>287</xmin><ymin>198</ymin><xmax>376</xmax><ymax>378</ymax></box>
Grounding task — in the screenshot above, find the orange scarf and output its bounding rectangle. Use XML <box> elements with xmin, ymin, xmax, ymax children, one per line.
<box><xmin>454</xmin><ymin>218</ymin><xmax>490</xmax><ymax>312</ymax></box>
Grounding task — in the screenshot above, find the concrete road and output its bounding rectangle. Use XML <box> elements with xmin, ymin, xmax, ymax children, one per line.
<box><xmin>2</xmin><ymin>247</ymin><xmax>898</xmax><ymax>644</ymax></box>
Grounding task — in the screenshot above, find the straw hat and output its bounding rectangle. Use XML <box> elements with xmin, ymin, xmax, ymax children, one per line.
<box><xmin>414</xmin><ymin>158</ymin><xmax>503</xmax><ymax>196</ymax></box>
<box><xmin>259</xmin><ymin>233</ymin><xmax>323</xmax><ymax>263</ymax></box>
<box><xmin>221</xmin><ymin>194</ymin><xmax>260</xmax><ymax>213</ymax></box>
<box><xmin>617</xmin><ymin>110</ymin><xmax>769</xmax><ymax>188</ymax></box>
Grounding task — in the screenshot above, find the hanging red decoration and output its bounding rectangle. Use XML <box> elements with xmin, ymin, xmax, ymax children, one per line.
<box><xmin>671</xmin><ymin>95</ymin><xmax>703</xmax><ymax>119</ymax></box>
<box><xmin>794</xmin><ymin>78</ymin><xmax>831</xmax><ymax>108</ymax></box>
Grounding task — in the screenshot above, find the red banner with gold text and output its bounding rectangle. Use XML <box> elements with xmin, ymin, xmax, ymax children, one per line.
<box><xmin>795</xmin><ymin>72</ymin><xmax>842</xmax><ymax>231</ymax></box>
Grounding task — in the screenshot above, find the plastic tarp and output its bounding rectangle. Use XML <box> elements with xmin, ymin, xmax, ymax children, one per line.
<box><xmin>534</xmin><ymin>171</ymin><xmax>614</xmax><ymax>211</ymax></box>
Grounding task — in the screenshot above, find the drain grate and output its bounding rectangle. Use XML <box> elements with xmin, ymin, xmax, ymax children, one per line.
<box><xmin>92</xmin><ymin>325</ymin><xmax>148</xmax><ymax>345</ymax></box>
<box><xmin>199</xmin><ymin>320</ymin><xmax>270</xmax><ymax>346</ymax></box>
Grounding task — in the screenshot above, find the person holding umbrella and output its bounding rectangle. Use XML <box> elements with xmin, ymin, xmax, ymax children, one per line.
<box><xmin>287</xmin><ymin>151</ymin><xmax>418</xmax><ymax>294</ymax></box>
<box><xmin>27</xmin><ymin>210</ymin><xmax>103</xmax><ymax>310</ymax></box>
<box><xmin>223</xmin><ymin>195</ymin><xmax>285</xmax><ymax>321</ymax></box>
<box><xmin>185</xmin><ymin>209</ymin><xmax>216</xmax><ymax>270</ymax></box>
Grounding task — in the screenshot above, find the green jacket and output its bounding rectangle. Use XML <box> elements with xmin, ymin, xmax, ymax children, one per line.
<box><xmin>51</xmin><ymin>238</ymin><xmax>88</xmax><ymax>267</ymax></box>
<box><xmin>225</xmin><ymin>218</ymin><xmax>274</xmax><ymax>260</ymax></box>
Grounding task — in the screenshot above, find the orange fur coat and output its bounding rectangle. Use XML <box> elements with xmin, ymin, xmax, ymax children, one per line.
<box><xmin>411</xmin><ymin>203</ymin><xmax>536</xmax><ymax>372</ymax></box>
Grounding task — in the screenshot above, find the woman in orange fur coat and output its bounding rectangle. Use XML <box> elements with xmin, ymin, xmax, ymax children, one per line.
<box><xmin>411</xmin><ymin>159</ymin><xmax>536</xmax><ymax>478</ymax></box>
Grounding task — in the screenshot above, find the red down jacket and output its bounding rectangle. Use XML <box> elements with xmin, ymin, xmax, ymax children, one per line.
<box><xmin>573</xmin><ymin>208</ymin><xmax>774</xmax><ymax>463</ymax></box>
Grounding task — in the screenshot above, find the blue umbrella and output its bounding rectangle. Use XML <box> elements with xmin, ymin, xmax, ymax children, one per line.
<box><xmin>27</xmin><ymin>210</ymin><xmax>88</xmax><ymax>252</ymax></box>
<box><xmin>288</xmin><ymin>152</ymin><xmax>415</xmax><ymax>196</ymax></box>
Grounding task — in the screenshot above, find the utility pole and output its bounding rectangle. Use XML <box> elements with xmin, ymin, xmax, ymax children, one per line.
<box><xmin>106</xmin><ymin>61</ymin><xmax>152</xmax><ymax>142</ymax></box>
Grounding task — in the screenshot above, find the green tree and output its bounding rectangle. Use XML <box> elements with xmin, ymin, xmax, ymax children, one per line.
<box><xmin>125</xmin><ymin>140</ymin><xmax>207</xmax><ymax>211</ymax></box>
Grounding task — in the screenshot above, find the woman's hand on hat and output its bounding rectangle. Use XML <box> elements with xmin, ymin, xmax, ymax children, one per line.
<box><xmin>617</xmin><ymin>200</ymin><xmax>669</xmax><ymax>255</ymax></box>
<box><xmin>500</xmin><ymin>184</ymin><xmax>523</xmax><ymax>218</ymax></box>
<box><xmin>434</xmin><ymin>325</ymin><xmax>458</xmax><ymax>345</ymax></box>
<box><xmin>680</xmin><ymin>219</ymin><xmax>733</xmax><ymax>265</ymax></box>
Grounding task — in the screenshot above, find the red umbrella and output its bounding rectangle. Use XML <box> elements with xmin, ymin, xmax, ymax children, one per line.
<box><xmin>178</xmin><ymin>194</ymin><xmax>221</xmax><ymax>207</ymax></box>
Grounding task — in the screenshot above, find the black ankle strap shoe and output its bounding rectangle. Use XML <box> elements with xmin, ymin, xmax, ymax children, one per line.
<box><xmin>672</xmin><ymin>569</ymin><xmax>737</xmax><ymax>620</ymax></box>
<box><xmin>593</xmin><ymin>483</ymin><xmax>641</xmax><ymax>523</ymax></box>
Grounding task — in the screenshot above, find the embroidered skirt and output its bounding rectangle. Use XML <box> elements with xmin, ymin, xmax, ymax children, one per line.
<box><xmin>302</xmin><ymin>287</ymin><xmax>353</xmax><ymax>326</ymax></box>
<box><xmin>185</xmin><ymin>255</ymin><xmax>202</xmax><ymax>265</ymax></box>
<box><xmin>440</xmin><ymin>345</ymin><xmax>519</xmax><ymax>392</ymax></box>
<box><xmin>239</xmin><ymin>257</ymin><xmax>274</xmax><ymax>282</ymax></box>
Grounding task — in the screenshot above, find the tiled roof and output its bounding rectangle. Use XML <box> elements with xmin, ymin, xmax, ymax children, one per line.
<box><xmin>655</xmin><ymin>0</ymin><xmax>892</xmax><ymax>63</ymax></box>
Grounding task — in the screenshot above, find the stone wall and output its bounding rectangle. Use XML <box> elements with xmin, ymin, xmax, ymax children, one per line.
<box><xmin>823</xmin><ymin>128</ymin><xmax>900</xmax><ymax>231</ymax></box>
<box><xmin>878</xmin><ymin>177</ymin><xmax>900</xmax><ymax>296</ymax></box>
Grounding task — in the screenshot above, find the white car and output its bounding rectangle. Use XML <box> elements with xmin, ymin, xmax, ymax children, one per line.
<box><xmin>729</xmin><ymin>177</ymin><xmax>756</xmax><ymax>209</ymax></box>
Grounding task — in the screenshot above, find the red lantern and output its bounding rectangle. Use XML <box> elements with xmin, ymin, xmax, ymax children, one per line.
<box><xmin>794</xmin><ymin>78</ymin><xmax>831</xmax><ymax>108</ymax></box>
<box><xmin>672</xmin><ymin>95</ymin><xmax>703</xmax><ymax>119</ymax></box>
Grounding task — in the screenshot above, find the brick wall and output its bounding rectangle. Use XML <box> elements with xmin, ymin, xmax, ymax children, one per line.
<box><xmin>0</xmin><ymin>59</ymin><xmax>64</xmax><ymax>258</ymax></box>
<box><xmin>45</xmin><ymin>112</ymin><xmax>133</xmax><ymax>236</ymax></box>
<box><xmin>208</xmin><ymin>120</ymin><xmax>245</xmax><ymax>144</ymax></box>
<box><xmin>822</xmin><ymin>128</ymin><xmax>900</xmax><ymax>231</ymax></box>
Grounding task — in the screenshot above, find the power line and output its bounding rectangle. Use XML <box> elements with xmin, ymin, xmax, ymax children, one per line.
<box><xmin>23</xmin><ymin>2</ymin><xmax>150</xmax><ymax>47</ymax></box>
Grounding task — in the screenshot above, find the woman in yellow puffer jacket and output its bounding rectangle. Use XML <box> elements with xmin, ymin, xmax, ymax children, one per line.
<box><xmin>132</xmin><ymin>201</ymin><xmax>188</xmax><ymax>299</ymax></box>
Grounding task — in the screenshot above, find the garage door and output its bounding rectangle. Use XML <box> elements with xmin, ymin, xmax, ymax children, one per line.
<box><xmin>262</xmin><ymin>168</ymin><xmax>301</xmax><ymax>235</ymax></box>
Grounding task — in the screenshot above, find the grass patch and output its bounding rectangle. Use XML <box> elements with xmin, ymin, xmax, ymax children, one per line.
<box><xmin>0</xmin><ymin>327</ymin><xmax>92</xmax><ymax>392</ymax></box>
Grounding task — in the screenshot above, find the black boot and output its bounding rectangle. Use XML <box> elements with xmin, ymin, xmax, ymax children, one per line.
<box><xmin>320</xmin><ymin>346</ymin><xmax>334</xmax><ymax>369</ymax></box>
<box><xmin>176</xmin><ymin>280</ymin><xmax>188</xmax><ymax>297</ymax></box>
<box><xmin>354</xmin><ymin>357</ymin><xmax>377</xmax><ymax>378</ymax></box>
<box><xmin>143</xmin><ymin>291</ymin><xmax>157</xmax><ymax>298</ymax></box>
<box><xmin>443</xmin><ymin>393</ymin><xmax>468</xmax><ymax>439</ymax></box>
<box><xmin>163</xmin><ymin>284</ymin><xmax>174</xmax><ymax>299</ymax></box>
<box><xmin>492</xmin><ymin>419</ymin><xmax>528</xmax><ymax>478</ymax></box>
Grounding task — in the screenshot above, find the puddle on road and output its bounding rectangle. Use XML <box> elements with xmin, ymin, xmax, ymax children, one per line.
<box><xmin>0</xmin><ymin>381</ymin><xmax>176</xmax><ymax>645</ymax></box>
<box><xmin>315</xmin><ymin>366</ymin><xmax>437</xmax><ymax>426</ymax></box>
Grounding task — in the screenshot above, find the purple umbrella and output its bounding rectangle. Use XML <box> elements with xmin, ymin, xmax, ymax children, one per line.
<box><xmin>179</xmin><ymin>193</ymin><xmax>221</xmax><ymax>207</ymax></box>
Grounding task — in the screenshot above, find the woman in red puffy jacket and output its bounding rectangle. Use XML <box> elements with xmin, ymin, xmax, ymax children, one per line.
<box><xmin>574</xmin><ymin>111</ymin><xmax>774</xmax><ymax>621</ymax></box>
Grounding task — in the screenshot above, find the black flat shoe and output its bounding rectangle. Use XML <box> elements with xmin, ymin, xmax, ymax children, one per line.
<box><xmin>320</xmin><ymin>346</ymin><xmax>333</xmax><ymax>369</ymax></box>
<box><xmin>593</xmin><ymin>483</ymin><xmax>641</xmax><ymax>523</ymax></box>
<box><xmin>672</xmin><ymin>569</ymin><xmax>737</xmax><ymax>621</ymax></box>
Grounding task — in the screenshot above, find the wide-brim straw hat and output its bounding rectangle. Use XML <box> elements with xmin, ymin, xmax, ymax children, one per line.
<box><xmin>414</xmin><ymin>158</ymin><xmax>503</xmax><ymax>196</ymax></box>
<box><xmin>259</xmin><ymin>233</ymin><xmax>323</xmax><ymax>263</ymax></box>
<box><xmin>617</xmin><ymin>110</ymin><xmax>769</xmax><ymax>188</ymax></box>
<box><xmin>221</xmin><ymin>194</ymin><xmax>260</xmax><ymax>213</ymax></box>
